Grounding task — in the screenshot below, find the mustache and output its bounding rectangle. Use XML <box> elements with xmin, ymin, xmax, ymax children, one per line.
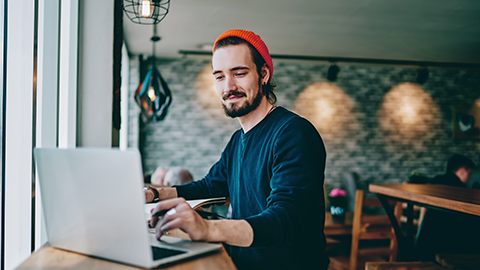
<box><xmin>222</xmin><ymin>91</ymin><xmax>246</xmax><ymax>101</ymax></box>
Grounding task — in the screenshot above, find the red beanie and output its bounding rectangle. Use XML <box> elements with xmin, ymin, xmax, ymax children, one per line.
<box><xmin>213</xmin><ymin>29</ymin><xmax>274</xmax><ymax>80</ymax></box>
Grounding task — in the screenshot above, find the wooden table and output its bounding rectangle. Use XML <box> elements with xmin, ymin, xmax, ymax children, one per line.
<box><xmin>369</xmin><ymin>184</ymin><xmax>480</xmax><ymax>216</ymax></box>
<box><xmin>16</xmin><ymin>230</ymin><xmax>237</xmax><ymax>270</ymax></box>
<box><xmin>369</xmin><ymin>183</ymin><xmax>480</xmax><ymax>260</ymax></box>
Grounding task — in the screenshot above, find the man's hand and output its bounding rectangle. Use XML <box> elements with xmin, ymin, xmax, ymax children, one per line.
<box><xmin>150</xmin><ymin>198</ymin><xmax>210</xmax><ymax>241</ymax></box>
<box><xmin>150</xmin><ymin>197</ymin><xmax>254</xmax><ymax>247</ymax></box>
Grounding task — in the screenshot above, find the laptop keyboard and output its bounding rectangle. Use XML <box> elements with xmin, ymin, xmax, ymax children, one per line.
<box><xmin>151</xmin><ymin>246</ymin><xmax>186</xmax><ymax>260</ymax></box>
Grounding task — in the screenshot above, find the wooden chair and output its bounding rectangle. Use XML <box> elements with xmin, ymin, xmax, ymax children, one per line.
<box><xmin>329</xmin><ymin>190</ymin><xmax>402</xmax><ymax>270</ymax></box>
<box><xmin>399</xmin><ymin>202</ymin><xmax>426</xmax><ymax>246</ymax></box>
<box><xmin>399</xmin><ymin>181</ymin><xmax>426</xmax><ymax>243</ymax></box>
<box><xmin>365</xmin><ymin>261</ymin><xmax>446</xmax><ymax>270</ymax></box>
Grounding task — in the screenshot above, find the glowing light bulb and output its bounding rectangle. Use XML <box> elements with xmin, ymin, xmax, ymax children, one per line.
<box><xmin>148</xmin><ymin>88</ymin><xmax>156</xmax><ymax>101</ymax></box>
<box><xmin>141</xmin><ymin>0</ymin><xmax>151</xmax><ymax>18</ymax></box>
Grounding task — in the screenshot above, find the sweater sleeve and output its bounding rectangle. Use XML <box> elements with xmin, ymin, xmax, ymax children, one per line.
<box><xmin>175</xmin><ymin>145</ymin><xmax>231</xmax><ymax>200</ymax></box>
<box><xmin>244</xmin><ymin>118</ymin><xmax>326</xmax><ymax>247</ymax></box>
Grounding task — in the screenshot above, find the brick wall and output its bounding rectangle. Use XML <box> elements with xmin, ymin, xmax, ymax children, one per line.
<box><xmin>127</xmin><ymin>57</ymin><xmax>480</xmax><ymax>192</ymax></box>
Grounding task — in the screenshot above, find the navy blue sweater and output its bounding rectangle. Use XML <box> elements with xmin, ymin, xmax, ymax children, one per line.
<box><xmin>176</xmin><ymin>107</ymin><xmax>328</xmax><ymax>269</ymax></box>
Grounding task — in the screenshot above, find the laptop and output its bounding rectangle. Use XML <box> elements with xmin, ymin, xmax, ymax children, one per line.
<box><xmin>34</xmin><ymin>147</ymin><xmax>222</xmax><ymax>269</ymax></box>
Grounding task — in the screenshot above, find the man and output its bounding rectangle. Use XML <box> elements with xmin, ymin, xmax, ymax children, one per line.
<box><xmin>430</xmin><ymin>153</ymin><xmax>476</xmax><ymax>187</ymax></box>
<box><xmin>145</xmin><ymin>29</ymin><xmax>328</xmax><ymax>269</ymax></box>
<box><xmin>163</xmin><ymin>167</ymin><xmax>193</xmax><ymax>186</ymax></box>
<box><xmin>415</xmin><ymin>154</ymin><xmax>479</xmax><ymax>260</ymax></box>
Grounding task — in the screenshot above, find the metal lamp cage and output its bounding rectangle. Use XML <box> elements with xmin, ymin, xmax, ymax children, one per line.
<box><xmin>134</xmin><ymin>65</ymin><xmax>172</xmax><ymax>122</ymax></box>
<box><xmin>123</xmin><ymin>0</ymin><xmax>170</xmax><ymax>25</ymax></box>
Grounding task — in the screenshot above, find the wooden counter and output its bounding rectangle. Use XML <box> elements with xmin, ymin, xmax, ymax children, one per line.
<box><xmin>16</xmin><ymin>230</ymin><xmax>237</xmax><ymax>270</ymax></box>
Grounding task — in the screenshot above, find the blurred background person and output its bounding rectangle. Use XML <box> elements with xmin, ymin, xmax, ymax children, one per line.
<box><xmin>144</xmin><ymin>166</ymin><xmax>193</xmax><ymax>203</ymax></box>
<box><xmin>430</xmin><ymin>153</ymin><xmax>476</xmax><ymax>187</ymax></box>
<box><xmin>164</xmin><ymin>167</ymin><xmax>194</xmax><ymax>186</ymax></box>
<box><xmin>415</xmin><ymin>153</ymin><xmax>479</xmax><ymax>260</ymax></box>
<box><xmin>150</xmin><ymin>166</ymin><xmax>169</xmax><ymax>186</ymax></box>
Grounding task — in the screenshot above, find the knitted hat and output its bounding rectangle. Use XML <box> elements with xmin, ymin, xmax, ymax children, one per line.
<box><xmin>213</xmin><ymin>29</ymin><xmax>274</xmax><ymax>80</ymax></box>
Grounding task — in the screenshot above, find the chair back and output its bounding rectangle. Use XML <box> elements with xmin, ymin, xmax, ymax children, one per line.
<box><xmin>400</xmin><ymin>181</ymin><xmax>426</xmax><ymax>243</ymax></box>
<box><xmin>349</xmin><ymin>189</ymin><xmax>402</xmax><ymax>270</ymax></box>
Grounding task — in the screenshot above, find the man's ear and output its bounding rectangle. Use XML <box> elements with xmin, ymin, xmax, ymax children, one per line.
<box><xmin>261</xmin><ymin>64</ymin><xmax>270</xmax><ymax>85</ymax></box>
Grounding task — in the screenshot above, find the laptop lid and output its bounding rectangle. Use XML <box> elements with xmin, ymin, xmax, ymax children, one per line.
<box><xmin>34</xmin><ymin>148</ymin><xmax>221</xmax><ymax>268</ymax></box>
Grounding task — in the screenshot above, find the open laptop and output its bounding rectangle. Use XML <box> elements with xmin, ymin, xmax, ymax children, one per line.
<box><xmin>34</xmin><ymin>147</ymin><xmax>222</xmax><ymax>269</ymax></box>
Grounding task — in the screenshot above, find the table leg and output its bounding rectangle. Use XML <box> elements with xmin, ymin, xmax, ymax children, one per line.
<box><xmin>377</xmin><ymin>195</ymin><xmax>413</xmax><ymax>261</ymax></box>
<box><xmin>404</xmin><ymin>203</ymin><xmax>416</xmax><ymax>247</ymax></box>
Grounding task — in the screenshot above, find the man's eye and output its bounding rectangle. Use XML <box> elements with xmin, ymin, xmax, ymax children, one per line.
<box><xmin>236</xmin><ymin>72</ymin><xmax>246</xmax><ymax>76</ymax></box>
<box><xmin>215</xmin><ymin>75</ymin><xmax>224</xmax><ymax>80</ymax></box>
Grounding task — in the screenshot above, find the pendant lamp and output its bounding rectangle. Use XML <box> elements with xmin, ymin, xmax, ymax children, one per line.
<box><xmin>134</xmin><ymin>25</ymin><xmax>172</xmax><ymax>122</ymax></box>
<box><xmin>123</xmin><ymin>0</ymin><xmax>170</xmax><ymax>25</ymax></box>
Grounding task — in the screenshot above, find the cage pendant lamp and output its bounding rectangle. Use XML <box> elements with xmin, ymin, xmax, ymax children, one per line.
<box><xmin>134</xmin><ymin>26</ymin><xmax>172</xmax><ymax>122</ymax></box>
<box><xmin>123</xmin><ymin>0</ymin><xmax>170</xmax><ymax>25</ymax></box>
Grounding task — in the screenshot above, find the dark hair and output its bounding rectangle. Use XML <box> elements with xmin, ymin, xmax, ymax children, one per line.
<box><xmin>446</xmin><ymin>154</ymin><xmax>476</xmax><ymax>172</ymax></box>
<box><xmin>214</xmin><ymin>36</ymin><xmax>277</xmax><ymax>105</ymax></box>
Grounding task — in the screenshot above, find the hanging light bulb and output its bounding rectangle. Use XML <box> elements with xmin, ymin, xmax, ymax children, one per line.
<box><xmin>141</xmin><ymin>0</ymin><xmax>151</xmax><ymax>17</ymax></box>
<box><xmin>147</xmin><ymin>87</ymin><xmax>156</xmax><ymax>101</ymax></box>
<box><xmin>123</xmin><ymin>0</ymin><xmax>170</xmax><ymax>25</ymax></box>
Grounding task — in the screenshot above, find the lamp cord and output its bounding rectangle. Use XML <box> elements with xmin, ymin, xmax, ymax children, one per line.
<box><xmin>152</xmin><ymin>25</ymin><xmax>157</xmax><ymax>65</ymax></box>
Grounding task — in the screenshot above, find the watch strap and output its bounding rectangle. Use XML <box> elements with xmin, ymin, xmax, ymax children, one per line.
<box><xmin>145</xmin><ymin>186</ymin><xmax>159</xmax><ymax>202</ymax></box>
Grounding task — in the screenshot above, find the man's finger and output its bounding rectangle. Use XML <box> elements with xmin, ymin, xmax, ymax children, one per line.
<box><xmin>153</xmin><ymin>197</ymin><xmax>186</xmax><ymax>213</ymax></box>
<box><xmin>159</xmin><ymin>218</ymin><xmax>183</xmax><ymax>237</ymax></box>
<box><xmin>151</xmin><ymin>197</ymin><xmax>186</xmax><ymax>227</ymax></box>
<box><xmin>155</xmin><ymin>214</ymin><xmax>183</xmax><ymax>240</ymax></box>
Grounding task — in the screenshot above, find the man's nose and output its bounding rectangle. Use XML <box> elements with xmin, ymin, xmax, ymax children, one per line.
<box><xmin>224</xmin><ymin>76</ymin><xmax>237</xmax><ymax>93</ymax></box>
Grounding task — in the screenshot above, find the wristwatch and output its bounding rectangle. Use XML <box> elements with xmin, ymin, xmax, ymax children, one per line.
<box><xmin>144</xmin><ymin>186</ymin><xmax>160</xmax><ymax>202</ymax></box>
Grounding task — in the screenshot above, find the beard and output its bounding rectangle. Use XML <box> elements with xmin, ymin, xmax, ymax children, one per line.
<box><xmin>222</xmin><ymin>85</ymin><xmax>264</xmax><ymax>118</ymax></box>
